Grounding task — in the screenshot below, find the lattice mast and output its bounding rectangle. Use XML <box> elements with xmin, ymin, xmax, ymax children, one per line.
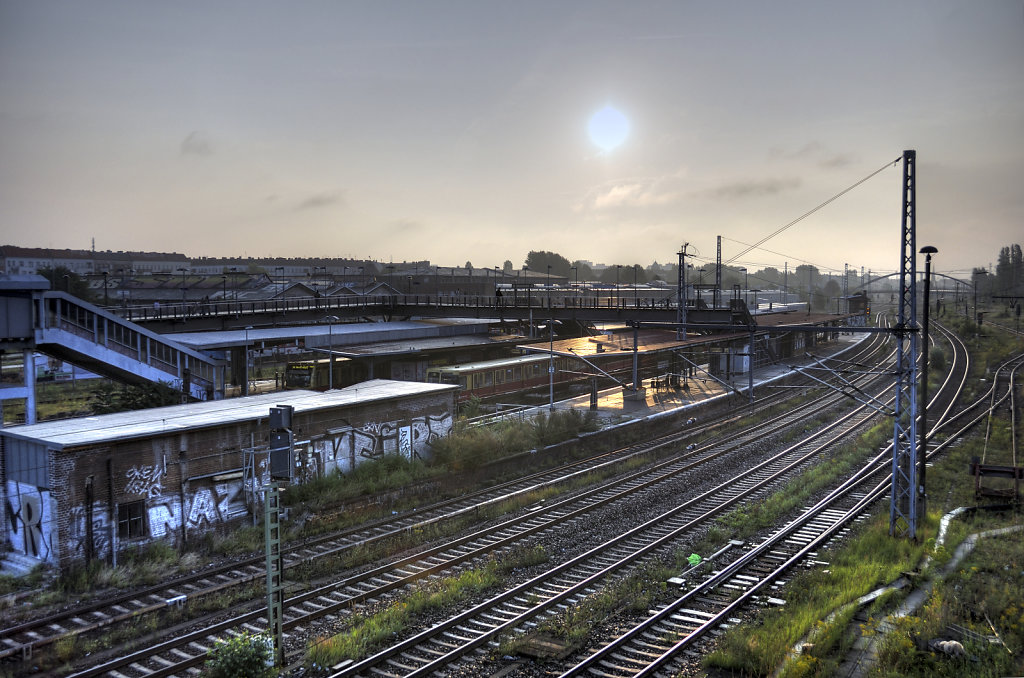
<box><xmin>715</xmin><ymin>235</ymin><xmax>722</xmax><ymax>308</ymax></box>
<box><xmin>889</xmin><ymin>150</ymin><xmax>920</xmax><ymax>539</ymax></box>
<box><xmin>677</xmin><ymin>244</ymin><xmax>688</xmax><ymax>340</ymax></box>
<box><xmin>843</xmin><ymin>262</ymin><xmax>849</xmax><ymax>314</ymax></box>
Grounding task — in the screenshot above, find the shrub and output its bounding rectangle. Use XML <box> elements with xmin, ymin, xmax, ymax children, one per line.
<box><xmin>203</xmin><ymin>632</ymin><xmax>275</xmax><ymax>678</ymax></box>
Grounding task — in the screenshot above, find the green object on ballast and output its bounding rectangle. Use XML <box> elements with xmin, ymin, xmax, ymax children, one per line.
<box><xmin>687</xmin><ymin>553</ymin><xmax>702</xmax><ymax>567</ymax></box>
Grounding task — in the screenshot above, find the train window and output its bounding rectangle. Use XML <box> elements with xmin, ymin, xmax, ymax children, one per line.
<box><xmin>513</xmin><ymin>366</ymin><xmax>522</xmax><ymax>380</ymax></box>
<box><xmin>495</xmin><ymin>369</ymin><xmax>505</xmax><ymax>385</ymax></box>
<box><xmin>427</xmin><ymin>372</ymin><xmax>439</xmax><ymax>383</ymax></box>
<box><xmin>484</xmin><ymin>371</ymin><xmax>493</xmax><ymax>386</ymax></box>
<box><xmin>473</xmin><ymin>373</ymin><xmax>484</xmax><ymax>389</ymax></box>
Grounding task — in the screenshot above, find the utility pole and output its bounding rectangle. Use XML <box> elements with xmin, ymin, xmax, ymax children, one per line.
<box><xmin>843</xmin><ymin>263</ymin><xmax>849</xmax><ymax>315</ymax></box>
<box><xmin>265</xmin><ymin>405</ymin><xmax>294</xmax><ymax>667</ymax></box>
<box><xmin>677</xmin><ymin>244</ymin><xmax>688</xmax><ymax>340</ymax></box>
<box><xmin>714</xmin><ymin>235</ymin><xmax>722</xmax><ymax>309</ymax></box>
<box><xmin>890</xmin><ymin>149</ymin><xmax>920</xmax><ymax>540</ymax></box>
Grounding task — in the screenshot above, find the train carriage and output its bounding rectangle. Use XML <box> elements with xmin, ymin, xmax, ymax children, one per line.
<box><xmin>425</xmin><ymin>350</ymin><xmax>661</xmax><ymax>402</ymax></box>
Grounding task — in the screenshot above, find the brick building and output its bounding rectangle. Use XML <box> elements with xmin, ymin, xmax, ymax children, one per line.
<box><xmin>2</xmin><ymin>380</ymin><xmax>456</xmax><ymax>570</ymax></box>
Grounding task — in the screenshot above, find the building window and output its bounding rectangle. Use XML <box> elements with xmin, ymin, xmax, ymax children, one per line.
<box><xmin>117</xmin><ymin>501</ymin><xmax>147</xmax><ymax>540</ymax></box>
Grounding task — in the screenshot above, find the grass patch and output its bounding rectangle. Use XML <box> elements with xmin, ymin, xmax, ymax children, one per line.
<box><xmin>868</xmin><ymin>529</ymin><xmax>1024</xmax><ymax>678</ymax></box>
<box><xmin>705</xmin><ymin>510</ymin><xmax>933</xmax><ymax>676</ymax></box>
<box><xmin>499</xmin><ymin>561</ymin><xmax>677</xmax><ymax>657</ymax></box>
<box><xmin>306</xmin><ymin>561</ymin><xmax>503</xmax><ymax>668</ymax></box>
<box><xmin>702</xmin><ymin>308</ymin><xmax>1023</xmax><ymax>678</ymax></box>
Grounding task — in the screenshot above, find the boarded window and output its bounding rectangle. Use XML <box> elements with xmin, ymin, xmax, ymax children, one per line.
<box><xmin>118</xmin><ymin>500</ymin><xmax>146</xmax><ymax>540</ymax></box>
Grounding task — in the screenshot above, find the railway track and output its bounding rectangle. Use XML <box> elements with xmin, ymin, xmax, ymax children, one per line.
<box><xmin>29</xmin><ymin>333</ymin><xmax>897</xmax><ymax>675</ymax></box>
<box><xmin>560</xmin><ymin>327</ymin><xmax>1024</xmax><ymax>677</ymax></box>
<box><xmin>318</xmin><ymin>338</ymin><xmax>914</xmax><ymax>676</ymax></box>
<box><xmin>0</xmin><ymin>336</ymin><xmax>880</xmax><ymax>666</ymax></box>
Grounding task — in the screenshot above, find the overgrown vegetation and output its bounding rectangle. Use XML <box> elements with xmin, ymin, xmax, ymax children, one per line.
<box><xmin>431</xmin><ymin>408</ymin><xmax>600</xmax><ymax>471</ymax></box>
<box><xmin>705</xmin><ymin>511</ymin><xmax>934</xmax><ymax>676</ymax></box>
<box><xmin>283</xmin><ymin>408</ymin><xmax>599</xmax><ymax>521</ymax></box>
<box><xmin>89</xmin><ymin>380</ymin><xmax>184</xmax><ymax>413</ymax></box>
<box><xmin>55</xmin><ymin>541</ymin><xmax>204</xmax><ymax>596</ymax></box>
<box><xmin>701</xmin><ymin>317</ymin><xmax>1023</xmax><ymax>677</ymax></box>
<box><xmin>498</xmin><ymin>560</ymin><xmax>679</xmax><ymax>657</ymax></box>
<box><xmin>202</xmin><ymin>632</ymin><xmax>275</xmax><ymax>678</ymax></box>
<box><xmin>869</xmin><ymin>532</ymin><xmax>1023</xmax><ymax>678</ymax></box>
<box><xmin>306</xmin><ymin>545</ymin><xmax>551</xmax><ymax>668</ymax></box>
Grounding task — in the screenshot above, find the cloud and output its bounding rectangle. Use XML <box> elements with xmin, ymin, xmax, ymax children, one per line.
<box><xmin>703</xmin><ymin>177</ymin><xmax>802</xmax><ymax>199</ymax></box>
<box><xmin>296</xmin><ymin>192</ymin><xmax>344</xmax><ymax>211</ymax></box>
<box><xmin>389</xmin><ymin>219</ymin><xmax>422</xmax><ymax>234</ymax></box>
<box><xmin>180</xmin><ymin>131</ymin><xmax>213</xmax><ymax>157</ymax></box>
<box><xmin>819</xmin><ymin>152</ymin><xmax>857</xmax><ymax>169</ymax></box>
<box><xmin>769</xmin><ymin>142</ymin><xmax>857</xmax><ymax>169</ymax></box>
<box><xmin>581</xmin><ymin>178</ymin><xmax>681</xmax><ymax>211</ymax></box>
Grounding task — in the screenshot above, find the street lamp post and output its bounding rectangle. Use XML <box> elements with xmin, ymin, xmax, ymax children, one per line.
<box><xmin>739</xmin><ymin>267</ymin><xmax>748</xmax><ymax>307</ymax></box>
<box><xmin>177</xmin><ymin>267</ymin><xmax>188</xmax><ymax>310</ymax></box>
<box><xmin>102</xmin><ymin>271</ymin><xmax>109</xmax><ymax>306</ymax></box>
<box><xmin>324</xmin><ymin>315</ymin><xmax>340</xmax><ymax>389</ymax></box>
<box><xmin>973</xmin><ymin>270</ymin><xmax>989</xmax><ymax>334</ymax></box>
<box><xmin>275</xmin><ymin>266</ymin><xmax>284</xmax><ymax>297</ymax></box>
<box><xmin>547</xmin><ymin>265</ymin><xmax>552</xmax><ymax>311</ymax></box>
<box><xmin>918</xmin><ymin>245</ymin><xmax>937</xmax><ymax>523</ymax></box>
<box><xmin>548</xmin><ymin>315</ymin><xmax>555</xmax><ymax>411</ymax></box>
<box><xmin>633</xmin><ymin>265</ymin><xmax>638</xmax><ymax>306</ymax></box>
<box><xmin>221</xmin><ymin>275</ymin><xmax>227</xmax><ymax>302</ymax></box>
<box><xmin>615</xmin><ymin>265</ymin><xmax>621</xmax><ymax>307</ymax></box>
<box><xmin>243</xmin><ymin>325</ymin><xmax>253</xmax><ymax>396</ymax></box>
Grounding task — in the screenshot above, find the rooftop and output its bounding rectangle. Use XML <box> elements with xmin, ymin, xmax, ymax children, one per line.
<box><xmin>0</xmin><ymin>380</ymin><xmax>456</xmax><ymax>449</ymax></box>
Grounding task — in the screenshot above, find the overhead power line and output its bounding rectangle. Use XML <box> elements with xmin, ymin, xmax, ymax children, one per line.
<box><xmin>725</xmin><ymin>156</ymin><xmax>902</xmax><ymax>266</ymax></box>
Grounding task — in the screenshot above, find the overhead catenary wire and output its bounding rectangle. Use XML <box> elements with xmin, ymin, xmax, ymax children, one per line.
<box><xmin>725</xmin><ymin>156</ymin><xmax>902</xmax><ymax>266</ymax></box>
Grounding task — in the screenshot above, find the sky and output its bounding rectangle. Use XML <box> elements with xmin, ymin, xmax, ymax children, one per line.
<box><xmin>1</xmin><ymin>1</ymin><xmax>1022</xmax><ymax>279</ymax></box>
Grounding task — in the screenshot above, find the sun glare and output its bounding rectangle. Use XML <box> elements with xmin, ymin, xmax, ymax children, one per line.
<box><xmin>588</xmin><ymin>106</ymin><xmax>629</xmax><ymax>152</ymax></box>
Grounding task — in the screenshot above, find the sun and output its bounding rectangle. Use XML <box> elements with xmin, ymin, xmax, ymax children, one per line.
<box><xmin>588</xmin><ymin>106</ymin><xmax>629</xmax><ymax>152</ymax></box>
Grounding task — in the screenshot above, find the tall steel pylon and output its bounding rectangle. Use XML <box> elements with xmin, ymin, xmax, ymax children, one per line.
<box><xmin>890</xmin><ymin>150</ymin><xmax>920</xmax><ymax>539</ymax></box>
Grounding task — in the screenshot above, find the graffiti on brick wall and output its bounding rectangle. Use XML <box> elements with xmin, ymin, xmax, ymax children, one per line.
<box><xmin>5</xmin><ymin>481</ymin><xmax>55</xmax><ymax>562</ymax></box>
<box><xmin>313</xmin><ymin>412</ymin><xmax>453</xmax><ymax>477</ymax></box>
<box><xmin>67</xmin><ymin>502</ymin><xmax>109</xmax><ymax>562</ymax></box>
<box><xmin>125</xmin><ymin>464</ymin><xmax>164</xmax><ymax>499</ymax></box>
<box><xmin>65</xmin><ymin>479</ymin><xmax>248</xmax><ymax>561</ymax></box>
<box><xmin>411</xmin><ymin>413</ymin><xmax>452</xmax><ymax>448</ymax></box>
<box><xmin>185</xmin><ymin>482</ymin><xmax>247</xmax><ymax>529</ymax></box>
<box><xmin>146</xmin><ymin>497</ymin><xmax>182</xmax><ymax>539</ymax></box>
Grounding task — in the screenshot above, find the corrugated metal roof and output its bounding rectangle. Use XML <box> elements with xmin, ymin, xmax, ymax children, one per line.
<box><xmin>165</xmin><ymin>318</ymin><xmax>496</xmax><ymax>351</ymax></box>
<box><xmin>0</xmin><ymin>380</ymin><xmax>456</xmax><ymax>450</ymax></box>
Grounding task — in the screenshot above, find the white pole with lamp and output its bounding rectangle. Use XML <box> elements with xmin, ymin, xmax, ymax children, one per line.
<box><xmin>323</xmin><ymin>315</ymin><xmax>340</xmax><ymax>389</ymax></box>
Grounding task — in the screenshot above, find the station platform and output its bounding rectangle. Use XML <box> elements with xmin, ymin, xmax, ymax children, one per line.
<box><xmin>538</xmin><ymin>332</ymin><xmax>865</xmax><ymax>426</ymax></box>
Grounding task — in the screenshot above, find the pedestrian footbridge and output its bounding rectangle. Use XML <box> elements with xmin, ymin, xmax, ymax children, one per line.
<box><xmin>1</xmin><ymin>276</ymin><xmax>225</xmax><ymax>424</ymax></box>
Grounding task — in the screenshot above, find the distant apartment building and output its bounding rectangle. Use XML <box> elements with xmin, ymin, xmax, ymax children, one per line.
<box><xmin>0</xmin><ymin>247</ymin><xmax>390</xmax><ymax>280</ymax></box>
<box><xmin>0</xmin><ymin>246</ymin><xmax>189</xmax><ymax>276</ymax></box>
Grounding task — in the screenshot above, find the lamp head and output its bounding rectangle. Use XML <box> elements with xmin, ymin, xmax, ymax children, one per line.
<box><xmin>920</xmin><ymin>245</ymin><xmax>938</xmax><ymax>255</ymax></box>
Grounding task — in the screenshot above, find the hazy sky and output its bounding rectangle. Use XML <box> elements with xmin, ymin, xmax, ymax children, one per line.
<box><xmin>1</xmin><ymin>1</ymin><xmax>1021</xmax><ymax>278</ymax></box>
